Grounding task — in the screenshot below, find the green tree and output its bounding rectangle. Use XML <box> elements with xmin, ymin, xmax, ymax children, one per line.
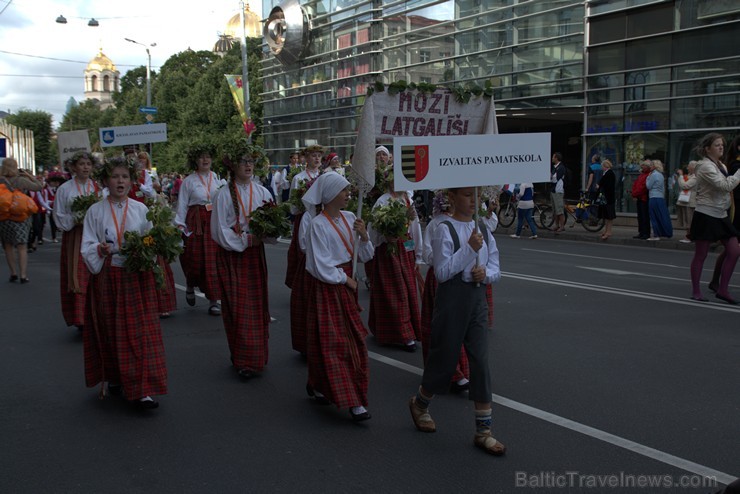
<box><xmin>58</xmin><ymin>100</ymin><xmax>116</xmax><ymax>151</ymax></box>
<box><xmin>6</xmin><ymin>110</ymin><xmax>57</xmax><ymax>169</ymax></box>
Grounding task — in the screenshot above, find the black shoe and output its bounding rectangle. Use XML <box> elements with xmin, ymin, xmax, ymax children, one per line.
<box><xmin>350</xmin><ymin>409</ymin><xmax>371</xmax><ymax>422</ymax></box>
<box><xmin>134</xmin><ymin>398</ymin><xmax>159</xmax><ymax>410</ymax></box>
<box><xmin>107</xmin><ymin>384</ymin><xmax>123</xmax><ymax>397</ymax></box>
<box><xmin>9</xmin><ymin>275</ymin><xmax>18</xmax><ymax>282</ymax></box>
<box><xmin>450</xmin><ymin>381</ymin><xmax>470</xmax><ymax>393</ymax></box>
<box><xmin>237</xmin><ymin>368</ymin><xmax>259</xmax><ymax>379</ymax></box>
<box><xmin>716</xmin><ymin>294</ymin><xmax>738</xmax><ymax>305</ymax></box>
<box><xmin>185</xmin><ymin>290</ymin><xmax>196</xmax><ymax>306</ymax></box>
<box><xmin>708</xmin><ymin>283</ymin><xmax>718</xmax><ymax>293</ymax></box>
<box><xmin>404</xmin><ymin>342</ymin><xmax>417</xmax><ymax>353</ymax></box>
<box><xmin>306</xmin><ymin>384</ymin><xmax>331</xmax><ymax>405</ymax></box>
<box><xmin>20</xmin><ymin>278</ymin><xmax>30</xmax><ymax>284</ymax></box>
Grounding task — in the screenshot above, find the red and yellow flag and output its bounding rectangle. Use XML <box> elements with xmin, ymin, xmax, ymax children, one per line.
<box><xmin>225</xmin><ymin>75</ymin><xmax>256</xmax><ymax>136</ymax></box>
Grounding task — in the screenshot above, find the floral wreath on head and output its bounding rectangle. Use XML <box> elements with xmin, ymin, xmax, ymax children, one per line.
<box><xmin>303</xmin><ymin>144</ymin><xmax>325</xmax><ymax>155</ymax></box>
<box><xmin>222</xmin><ymin>143</ymin><xmax>270</xmax><ymax>179</ymax></box>
<box><xmin>432</xmin><ymin>189</ymin><xmax>451</xmax><ymax>216</ymax></box>
<box><xmin>186</xmin><ymin>141</ymin><xmax>217</xmax><ymax>170</ymax></box>
<box><xmin>66</xmin><ymin>151</ymin><xmax>99</xmax><ymax>172</ymax></box>
<box><xmin>92</xmin><ymin>156</ymin><xmax>140</xmax><ymax>183</ymax></box>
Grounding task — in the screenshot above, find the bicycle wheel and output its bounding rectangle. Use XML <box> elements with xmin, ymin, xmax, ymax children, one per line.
<box><xmin>539</xmin><ymin>205</ymin><xmax>555</xmax><ymax>230</ymax></box>
<box><xmin>498</xmin><ymin>203</ymin><xmax>516</xmax><ymax>228</ymax></box>
<box><xmin>535</xmin><ymin>205</ymin><xmax>553</xmax><ymax>230</ymax></box>
<box><xmin>581</xmin><ymin>205</ymin><xmax>605</xmax><ymax>232</ymax></box>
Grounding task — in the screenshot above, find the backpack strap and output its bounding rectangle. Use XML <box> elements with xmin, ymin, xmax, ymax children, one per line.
<box><xmin>441</xmin><ymin>219</ymin><xmax>489</xmax><ymax>253</ymax></box>
<box><xmin>0</xmin><ymin>177</ymin><xmax>15</xmax><ymax>192</ymax></box>
<box><xmin>439</xmin><ymin>220</ymin><xmax>460</xmax><ymax>253</ymax></box>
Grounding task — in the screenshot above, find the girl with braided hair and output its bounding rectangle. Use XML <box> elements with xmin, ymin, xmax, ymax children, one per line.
<box><xmin>210</xmin><ymin>148</ymin><xmax>274</xmax><ymax>379</ymax></box>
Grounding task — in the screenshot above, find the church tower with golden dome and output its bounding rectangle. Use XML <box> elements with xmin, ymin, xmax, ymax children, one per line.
<box><xmin>84</xmin><ymin>48</ymin><xmax>120</xmax><ymax>109</ymax></box>
<box><xmin>213</xmin><ymin>2</ymin><xmax>262</xmax><ymax>57</ymax></box>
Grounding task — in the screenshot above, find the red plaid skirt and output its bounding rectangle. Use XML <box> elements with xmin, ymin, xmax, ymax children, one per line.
<box><xmin>217</xmin><ymin>245</ymin><xmax>270</xmax><ymax>372</ymax></box>
<box><xmin>420</xmin><ymin>268</ymin><xmax>469</xmax><ymax>382</ymax></box>
<box><xmin>179</xmin><ymin>205</ymin><xmax>220</xmax><ymax>301</ymax></box>
<box><xmin>84</xmin><ymin>259</ymin><xmax>167</xmax><ymax>400</ymax></box>
<box><xmin>156</xmin><ymin>259</ymin><xmax>177</xmax><ymax>314</ymax></box>
<box><xmin>60</xmin><ymin>227</ymin><xmax>89</xmax><ymax>327</ymax></box>
<box><xmin>368</xmin><ymin>241</ymin><xmax>421</xmax><ymax>345</ymax></box>
<box><xmin>290</xmin><ymin>254</ymin><xmax>309</xmax><ymax>354</ymax></box>
<box><xmin>306</xmin><ymin>264</ymin><xmax>369</xmax><ymax>409</ymax></box>
<box><xmin>284</xmin><ymin>213</ymin><xmax>304</xmax><ymax>288</ymax></box>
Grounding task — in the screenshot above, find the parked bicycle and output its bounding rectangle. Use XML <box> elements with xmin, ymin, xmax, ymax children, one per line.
<box><xmin>540</xmin><ymin>193</ymin><xmax>604</xmax><ymax>232</ymax></box>
<box><xmin>497</xmin><ymin>190</ymin><xmax>552</xmax><ymax>231</ymax></box>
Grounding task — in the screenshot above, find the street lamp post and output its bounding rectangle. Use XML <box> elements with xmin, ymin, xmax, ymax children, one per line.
<box><xmin>240</xmin><ymin>1</ymin><xmax>251</xmax><ymax>142</ymax></box>
<box><xmin>124</xmin><ymin>38</ymin><xmax>156</xmax><ymax>107</ymax></box>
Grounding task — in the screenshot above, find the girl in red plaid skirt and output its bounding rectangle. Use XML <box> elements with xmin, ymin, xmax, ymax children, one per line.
<box><xmin>175</xmin><ymin>143</ymin><xmax>224</xmax><ymax>315</ymax></box>
<box><xmin>53</xmin><ymin>152</ymin><xmax>100</xmax><ymax>329</ymax></box>
<box><xmin>367</xmin><ymin>190</ymin><xmax>423</xmax><ymax>352</ymax></box>
<box><xmin>81</xmin><ymin>158</ymin><xmax>167</xmax><ymax>409</ymax></box>
<box><xmin>303</xmin><ymin>172</ymin><xmax>375</xmax><ymax>421</ymax></box>
<box><xmin>285</xmin><ymin>145</ymin><xmax>323</xmax><ymax>289</ymax></box>
<box><xmin>211</xmin><ymin>149</ymin><xmax>274</xmax><ymax>379</ymax></box>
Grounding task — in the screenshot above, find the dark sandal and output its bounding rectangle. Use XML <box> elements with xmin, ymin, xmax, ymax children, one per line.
<box><xmin>185</xmin><ymin>290</ymin><xmax>196</xmax><ymax>306</ymax></box>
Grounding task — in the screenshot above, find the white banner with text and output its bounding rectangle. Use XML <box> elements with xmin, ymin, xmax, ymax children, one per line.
<box><xmin>99</xmin><ymin>123</ymin><xmax>168</xmax><ymax>147</ymax></box>
<box><xmin>392</xmin><ymin>133</ymin><xmax>551</xmax><ymax>191</ymax></box>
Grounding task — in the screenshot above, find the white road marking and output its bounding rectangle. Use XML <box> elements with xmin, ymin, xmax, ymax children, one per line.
<box><xmin>521</xmin><ymin>248</ymin><xmax>687</xmax><ymax>269</ymax></box>
<box><xmin>170</xmin><ymin>280</ymin><xmax>736</xmax><ymax>483</ymax></box>
<box><xmin>577</xmin><ymin>266</ymin><xmax>705</xmax><ymax>284</ymax></box>
<box><xmin>369</xmin><ymin>351</ymin><xmax>737</xmax><ymax>486</ymax></box>
<box><xmin>503</xmin><ymin>272</ymin><xmax>740</xmax><ymax>313</ymax></box>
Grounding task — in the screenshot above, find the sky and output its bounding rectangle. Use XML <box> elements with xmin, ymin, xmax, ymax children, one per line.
<box><xmin>0</xmin><ymin>0</ymin><xmax>262</xmax><ymax>128</ymax></box>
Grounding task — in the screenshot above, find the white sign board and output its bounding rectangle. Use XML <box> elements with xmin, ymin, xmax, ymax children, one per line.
<box><xmin>99</xmin><ymin>123</ymin><xmax>167</xmax><ymax>148</ymax></box>
<box><xmin>57</xmin><ymin>130</ymin><xmax>91</xmax><ymax>162</ymax></box>
<box><xmin>352</xmin><ymin>89</ymin><xmax>498</xmax><ymax>189</ymax></box>
<box><xmin>393</xmin><ymin>133</ymin><xmax>551</xmax><ymax>191</ymax></box>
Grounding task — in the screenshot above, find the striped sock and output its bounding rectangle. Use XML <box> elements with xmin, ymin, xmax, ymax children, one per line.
<box><xmin>475</xmin><ymin>408</ymin><xmax>492</xmax><ymax>435</ymax></box>
<box><xmin>415</xmin><ymin>387</ymin><xmax>432</xmax><ymax>409</ymax></box>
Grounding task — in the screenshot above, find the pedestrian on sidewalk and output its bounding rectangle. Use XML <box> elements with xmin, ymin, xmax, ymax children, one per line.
<box><xmin>550</xmin><ymin>153</ymin><xmax>567</xmax><ymax>233</ymax></box>
<box><xmin>1</xmin><ymin>158</ymin><xmax>43</xmax><ymax>283</ymax></box>
<box><xmin>81</xmin><ymin>157</ymin><xmax>167</xmax><ymax>409</ymax></box>
<box><xmin>510</xmin><ymin>182</ymin><xmax>538</xmax><ymax>239</ymax></box>
<box><xmin>597</xmin><ymin>159</ymin><xmax>616</xmax><ymax>240</ymax></box>
<box><xmin>646</xmin><ymin>160</ymin><xmax>673</xmax><ymax>240</ymax></box>
<box><xmin>675</xmin><ymin>161</ymin><xmax>698</xmax><ymax>243</ymax></box>
<box><xmin>688</xmin><ymin>133</ymin><xmax>740</xmax><ymax>304</ymax></box>
<box><xmin>408</xmin><ymin>186</ymin><xmax>506</xmax><ymax>456</ymax></box>
<box><xmin>631</xmin><ymin>161</ymin><xmax>651</xmax><ymax>239</ymax></box>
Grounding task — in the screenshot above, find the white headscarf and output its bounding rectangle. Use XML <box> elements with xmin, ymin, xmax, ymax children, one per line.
<box><xmin>301</xmin><ymin>172</ymin><xmax>350</xmax><ymax>218</ymax></box>
<box><xmin>375</xmin><ymin>146</ymin><xmax>390</xmax><ymax>157</ymax></box>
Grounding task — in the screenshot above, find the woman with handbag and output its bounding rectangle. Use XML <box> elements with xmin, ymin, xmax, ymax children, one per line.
<box><xmin>0</xmin><ymin>157</ymin><xmax>43</xmax><ymax>283</ymax></box>
<box><xmin>596</xmin><ymin>159</ymin><xmax>616</xmax><ymax>240</ymax></box>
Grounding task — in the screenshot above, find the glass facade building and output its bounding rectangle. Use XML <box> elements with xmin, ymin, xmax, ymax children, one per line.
<box><xmin>260</xmin><ymin>0</ymin><xmax>740</xmax><ymax>212</ymax></box>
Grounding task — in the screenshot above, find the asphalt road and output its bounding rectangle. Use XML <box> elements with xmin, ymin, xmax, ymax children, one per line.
<box><xmin>1</xmin><ymin>233</ymin><xmax>738</xmax><ymax>493</ymax></box>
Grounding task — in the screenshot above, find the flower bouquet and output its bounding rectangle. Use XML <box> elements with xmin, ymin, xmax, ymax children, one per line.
<box><xmin>121</xmin><ymin>231</ymin><xmax>161</xmax><ymax>285</ymax></box>
<box><xmin>288</xmin><ymin>177</ymin><xmax>317</xmax><ymax>213</ymax></box>
<box><xmin>249</xmin><ymin>201</ymin><xmax>291</xmax><ymax>239</ymax></box>
<box><xmin>368</xmin><ymin>199</ymin><xmax>409</xmax><ymax>256</ymax></box>
<box><xmin>71</xmin><ymin>193</ymin><xmax>100</xmax><ymax>224</ymax></box>
<box><xmin>121</xmin><ymin>201</ymin><xmax>183</xmax><ymax>287</ymax></box>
